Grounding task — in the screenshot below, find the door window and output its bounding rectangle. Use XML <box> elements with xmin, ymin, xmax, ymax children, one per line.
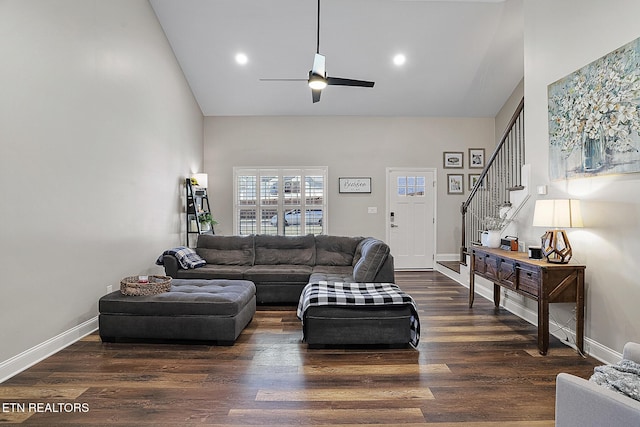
<box><xmin>397</xmin><ymin>175</ymin><xmax>426</xmax><ymax>197</ymax></box>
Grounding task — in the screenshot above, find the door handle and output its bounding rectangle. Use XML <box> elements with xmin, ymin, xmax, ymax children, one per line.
<box><xmin>390</xmin><ymin>224</ymin><xmax>399</xmax><ymax>228</ymax></box>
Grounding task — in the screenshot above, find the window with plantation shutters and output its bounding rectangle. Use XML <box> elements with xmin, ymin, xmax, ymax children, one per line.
<box><xmin>233</xmin><ymin>167</ymin><xmax>327</xmax><ymax>236</ymax></box>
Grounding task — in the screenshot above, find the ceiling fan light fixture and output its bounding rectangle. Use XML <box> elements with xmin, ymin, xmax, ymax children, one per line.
<box><xmin>308</xmin><ymin>74</ymin><xmax>327</xmax><ymax>90</ymax></box>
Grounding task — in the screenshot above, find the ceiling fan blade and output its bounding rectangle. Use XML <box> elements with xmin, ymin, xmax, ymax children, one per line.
<box><xmin>327</xmin><ymin>76</ymin><xmax>375</xmax><ymax>88</ymax></box>
<box><xmin>311</xmin><ymin>53</ymin><xmax>326</xmax><ymax>77</ymax></box>
<box><xmin>312</xmin><ymin>88</ymin><xmax>322</xmax><ymax>103</ymax></box>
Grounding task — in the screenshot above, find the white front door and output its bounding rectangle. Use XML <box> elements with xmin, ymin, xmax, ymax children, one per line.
<box><xmin>386</xmin><ymin>168</ymin><xmax>436</xmax><ymax>270</ymax></box>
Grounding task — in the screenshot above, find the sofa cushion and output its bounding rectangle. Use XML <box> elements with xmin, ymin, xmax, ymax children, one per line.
<box><xmin>254</xmin><ymin>234</ymin><xmax>315</xmax><ymax>266</ymax></box>
<box><xmin>173</xmin><ymin>265</ymin><xmax>250</xmax><ymax>280</ymax></box>
<box><xmin>244</xmin><ymin>265</ymin><xmax>312</xmax><ymax>284</ymax></box>
<box><xmin>311</xmin><ymin>265</ymin><xmax>355</xmax><ymax>284</ymax></box>
<box><xmin>196</xmin><ymin>235</ymin><xmax>255</xmax><ymax>266</ymax></box>
<box><xmin>315</xmin><ymin>235</ymin><xmax>361</xmax><ymax>266</ymax></box>
<box><xmin>352</xmin><ymin>238</ymin><xmax>391</xmax><ymax>282</ymax></box>
<box><xmin>311</xmin><ymin>265</ymin><xmax>354</xmax><ymax>276</ymax></box>
<box><xmin>309</xmin><ymin>266</ymin><xmax>356</xmax><ymax>283</ymax></box>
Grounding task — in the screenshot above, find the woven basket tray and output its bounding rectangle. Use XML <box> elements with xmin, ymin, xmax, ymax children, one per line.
<box><xmin>120</xmin><ymin>275</ymin><xmax>172</xmax><ymax>296</ymax></box>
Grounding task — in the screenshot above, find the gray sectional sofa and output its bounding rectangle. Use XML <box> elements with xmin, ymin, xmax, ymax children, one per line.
<box><xmin>161</xmin><ymin>234</ymin><xmax>395</xmax><ymax>304</ymax></box>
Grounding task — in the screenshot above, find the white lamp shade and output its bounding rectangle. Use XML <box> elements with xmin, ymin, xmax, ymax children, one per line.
<box><xmin>191</xmin><ymin>173</ymin><xmax>208</xmax><ymax>188</ymax></box>
<box><xmin>532</xmin><ymin>199</ymin><xmax>583</xmax><ymax>228</ymax></box>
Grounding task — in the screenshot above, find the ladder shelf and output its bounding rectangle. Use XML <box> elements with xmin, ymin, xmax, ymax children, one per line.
<box><xmin>185</xmin><ymin>178</ymin><xmax>213</xmax><ymax>247</ymax></box>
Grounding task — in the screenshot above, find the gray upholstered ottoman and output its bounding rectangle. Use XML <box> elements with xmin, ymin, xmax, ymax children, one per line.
<box><xmin>304</xmin><ymin>305</ymin><xmax>414</xmax><ymax>348</ymax></box>
<box><xmin>99</xmin><ymin>279</ymin><xmax>256</xmax><ymax>345</ymax></box>
<box><xmin>298</xmin><ymin>282</ymin><xmax>420</xmax><ymax>348</ymax></box>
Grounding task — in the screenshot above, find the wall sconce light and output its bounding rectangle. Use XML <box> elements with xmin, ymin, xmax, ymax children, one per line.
<box><xmin>191</xmin><ymin>173</ymin><xmax>208</xmax><ymax>189</ymax></box>
<box><xmin>532</xmin><ymin>199</ymin><xmax>583</xmax><ymax>263</ymax></box>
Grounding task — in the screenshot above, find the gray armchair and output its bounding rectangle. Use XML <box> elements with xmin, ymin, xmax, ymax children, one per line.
<box><xmin>555</xmin><ymin>342</ymin><xmax>640</xmax><ymax>427</ymax></box>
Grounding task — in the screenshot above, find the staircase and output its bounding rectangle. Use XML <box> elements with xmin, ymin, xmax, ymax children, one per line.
<box><xmin>460</xmin><ymin>98</ymin><xmax>526</xmax><ymax>263</ymax></box>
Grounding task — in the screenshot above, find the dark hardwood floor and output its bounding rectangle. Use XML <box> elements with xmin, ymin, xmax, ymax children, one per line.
<box><xmin>0</xmin><ymin>271</ymin><xmax>600</xmax><ymax>426</ymax></box>
<box><xmin>436</xmin><ymin>261</ymin><xmax>461</xmax><ymax>274</ymax></box>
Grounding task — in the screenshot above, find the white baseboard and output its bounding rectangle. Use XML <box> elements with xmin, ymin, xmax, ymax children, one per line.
<box><xmin>0</xmin><ymin>317</ymin><xmax>98</xmax><ymax>383</ymax></box>
<box><xmin>583</xmin><ymin>337</ymin><xmax>623</xmax><ymax>364</ymax></box>
<box><xmin>436</xmin><ymin>253</ymin><xmax>460</xmax><ymax>262</ymax></box>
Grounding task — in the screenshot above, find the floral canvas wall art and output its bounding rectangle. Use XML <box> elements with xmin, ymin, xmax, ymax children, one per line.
<box><xmin>548</xmin><ymin>36</ymin><xmax>640</xmax><ymax>180</ymax></box>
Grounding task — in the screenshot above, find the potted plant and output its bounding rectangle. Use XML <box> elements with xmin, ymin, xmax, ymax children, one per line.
<box><xmin>198</xmin><ymin>212</ymin><xmax>218</xmax><ymax>232</ymax></box>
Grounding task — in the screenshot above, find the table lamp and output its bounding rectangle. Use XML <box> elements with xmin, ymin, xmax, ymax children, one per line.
<box><xmin>532</xmin><ymin>199</ymin><xmax>583</xmax><ymax>264</ymax></box>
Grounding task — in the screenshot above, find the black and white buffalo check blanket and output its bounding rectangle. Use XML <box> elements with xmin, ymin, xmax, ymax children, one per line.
<box><xmin>297</xmin><ymin>281</ymin><xmax>420</xmax><ymax>348</ymax></box>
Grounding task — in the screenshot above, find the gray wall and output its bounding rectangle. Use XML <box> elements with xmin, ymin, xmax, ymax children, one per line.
<box><xmin>520</xmin><ymin>0</ymin><xmax>640</xmax><ymax>355</ymax></box>
<box><xmin>495</xmin><ymin>78</ymin><xmax>524</xmax><ymax>143</ymax></box>
<box><xmin>0</xmin><ymin>0</ymin><xmax>203</xmax><ymax>371</ymax></box>
<box><xmin>204</xmin><ymin>116</ymin><xmax>495</xmax><ymax>255</ymax></box>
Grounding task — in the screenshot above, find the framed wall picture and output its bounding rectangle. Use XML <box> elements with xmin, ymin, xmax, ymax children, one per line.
<box><xmin>469</xmin><ymin>148</ymin><xmax>485</xmax><ymax>168</ymax></box>
<box><xmin>468</xmin><ymin>174</ymin><xmax>486</xmax><ymax>190</ymax></box>
<box><xmin>339</xmin><ymin>177</ymin><xmax>371</xmax><ymax>193</ymax></box>
<box><xmin>443</xmin><ymin>152</ymin><xmax>464</xmax><ymax>168</ymax></box>
<box><xmin>548</xmin><ymin>36</ymin><xmax>640</xmax><ymax>180</ymax></box>
<box><xmin>447</xmin><ymin>174</ymin><xmax>464</xmax><ymax>194</ymax></box>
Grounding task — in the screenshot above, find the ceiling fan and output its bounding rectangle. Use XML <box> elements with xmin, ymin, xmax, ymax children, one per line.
<box><xmin>260</xmin><ymin>0</ymin><xmax>375</xmax><ymax>103</ymax></box>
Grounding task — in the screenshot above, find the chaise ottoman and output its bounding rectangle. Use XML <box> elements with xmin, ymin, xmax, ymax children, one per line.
<box><xmin>297</xmin><ymin>281</ymin><xmax>420</xmax><ymax>348</ymax></box>
<box><xmin>99</xmin><ymin>279</ymin><xmax>256</xmax><ymax>345</ymax></box>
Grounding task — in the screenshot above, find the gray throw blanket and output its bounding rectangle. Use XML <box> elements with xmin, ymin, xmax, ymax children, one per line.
<box><xmin>156</xmin><ymin>246</ymin><xmax>206</xmax><ymax>270</ymax></box>
<box><xmin>590</xmin><ymin>359</ymin><xmax>640</xmax><ymax>401</ymax></box>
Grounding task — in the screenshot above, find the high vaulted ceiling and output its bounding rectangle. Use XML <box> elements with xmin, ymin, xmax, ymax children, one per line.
<box><xmin>149</xmin><ymin>0</ymin><xmax>523</xmax><ymax>117</ymax></box>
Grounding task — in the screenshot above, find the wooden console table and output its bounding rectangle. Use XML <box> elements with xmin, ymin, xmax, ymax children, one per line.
<box><xmin>469</xmin><ymin>246</ymin><xmax>585</xmax><ymax>355</ymax></box>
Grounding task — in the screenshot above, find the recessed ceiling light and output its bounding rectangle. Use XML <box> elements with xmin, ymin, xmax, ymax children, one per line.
<box><xmin>235</xmin><ymin>53</ymin><xmax>248</xmax><ymax>65</ymax></box>
<box><xmin>393</xmin><ymin>54</ymin><xmax>406</xmax><ymax>66</ymax></box>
